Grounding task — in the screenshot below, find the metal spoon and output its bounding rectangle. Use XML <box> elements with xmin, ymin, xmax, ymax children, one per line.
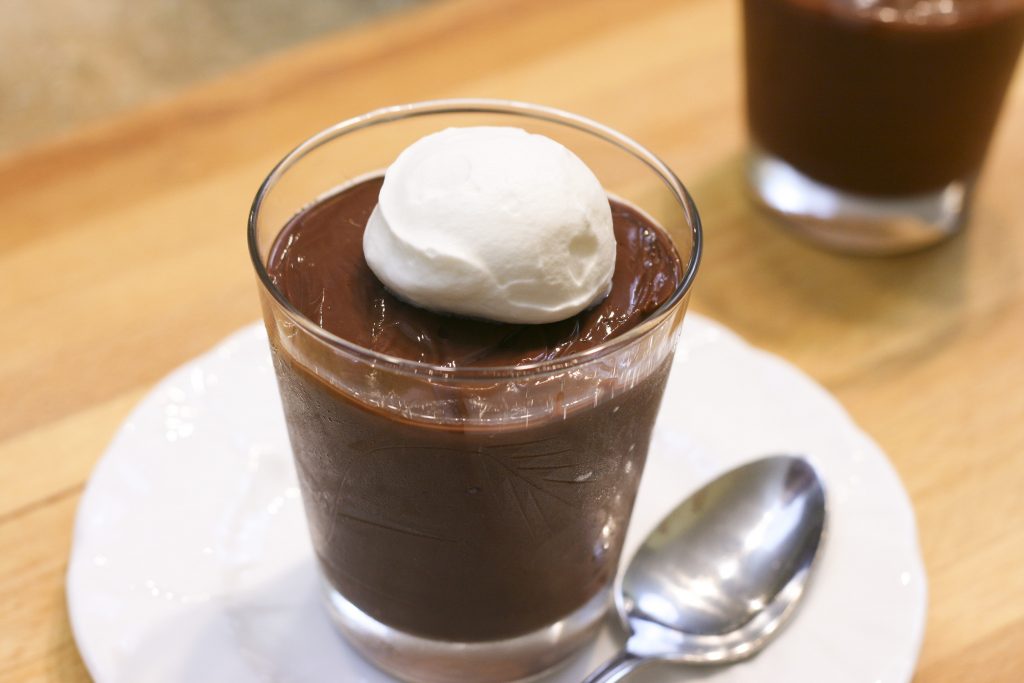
<box><xmin>582</xmin><ymin>455</ymin><xmax>826</xmax><ymax>682</ymax></box>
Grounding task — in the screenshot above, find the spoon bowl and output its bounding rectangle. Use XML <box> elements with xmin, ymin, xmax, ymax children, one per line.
<box><xmin>583</xmin><ymin>455</ymin><xmax>826</xmax><ymax>682</ymax></box>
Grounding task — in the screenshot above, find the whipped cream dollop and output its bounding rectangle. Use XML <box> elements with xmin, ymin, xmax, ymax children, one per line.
<box><xmin>362</xmin><ymin>126</ymin><xmax>616</xmax><ymax>324</ymax></box>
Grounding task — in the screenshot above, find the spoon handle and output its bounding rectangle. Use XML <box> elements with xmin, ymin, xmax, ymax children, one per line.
<box><xmin>580</xmin><ymin>649</ymin><xmax>646</xmax><ymax>683</ymax></box>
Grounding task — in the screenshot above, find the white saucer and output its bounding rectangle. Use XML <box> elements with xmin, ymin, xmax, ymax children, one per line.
<box><xmin>67</xmin><ymin>314</ymin><xmax>927</xmax><ymax>683</ymax></box>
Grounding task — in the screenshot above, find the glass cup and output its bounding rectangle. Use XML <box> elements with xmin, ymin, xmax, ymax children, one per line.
<box><xmin>248</xmin><ymin>100</ymin><xmax>701</xmax><ymax>683</ymax></box>
<box><xmin>742</xmin><ymin>0</ymin><xmax>1024</xmax><ymax>254</ymax></box>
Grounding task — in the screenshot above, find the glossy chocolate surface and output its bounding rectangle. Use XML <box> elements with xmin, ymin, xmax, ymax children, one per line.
<box><xmin>267</xmin><ymin>176</ymin><xmax>682</xmax><ymax>367</ymax></box>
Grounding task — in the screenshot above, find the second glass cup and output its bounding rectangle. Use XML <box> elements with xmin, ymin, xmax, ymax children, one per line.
<box><xmin>742</xmin><ymin>0</ymin><xmax>1024</xmax><ymax>254</ymax></box>
<box><xmin>249</xmin><ymin>100</ymin><xmax>701</xmax><ymax>682</ymax></box>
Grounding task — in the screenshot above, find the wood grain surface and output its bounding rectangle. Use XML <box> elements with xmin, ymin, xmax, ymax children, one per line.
<box><xmin>2</xmin><ymin>0</ymin><xmax>1023</xmax><ymax>680</ymax></box>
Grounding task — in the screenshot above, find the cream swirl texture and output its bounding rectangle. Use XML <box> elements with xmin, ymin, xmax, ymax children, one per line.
<box><xmin>362</xmin><ymin>127</ymin><xmax>616</xmax><ymax>324</ymax></box>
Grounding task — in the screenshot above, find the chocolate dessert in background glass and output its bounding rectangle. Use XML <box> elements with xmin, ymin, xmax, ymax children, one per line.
<box><xmin>247</xmin><ymin>100</ymin><xmax>701</xmax><ymax>683</ymax></box>
<box><xmin>743</xmin><ymin>0</ymin><xmax>1024</xmax><ymax>254</ymax></box>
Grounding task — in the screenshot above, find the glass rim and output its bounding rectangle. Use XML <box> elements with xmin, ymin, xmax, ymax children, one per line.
<box><xmin>248</xmin><ymin>98</ymin><xmax>702</xmax><ymax>379</ymax></box>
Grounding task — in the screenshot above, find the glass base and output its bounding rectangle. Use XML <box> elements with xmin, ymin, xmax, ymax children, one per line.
<box><xmin>321</xmin><ymin>579</ymin><xmax>610</xmax><ymax>683</ymax></box>
<box><xmin>746</xmin><ymin>148</ymin><xmax>970</xmax><ymax>255</ymax></box>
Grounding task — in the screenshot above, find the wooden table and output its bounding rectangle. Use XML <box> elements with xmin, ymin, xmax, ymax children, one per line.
<box><xmin>3</xmin><ymin>0</ymin><xmax>1023</xmax><ymax>680</ymax></box>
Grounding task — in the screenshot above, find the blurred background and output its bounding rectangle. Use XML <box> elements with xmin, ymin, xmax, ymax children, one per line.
<box><xmin>0</xmin><ymin>0</ymin><xmax>429</xmax><ymax>158</ymax></box>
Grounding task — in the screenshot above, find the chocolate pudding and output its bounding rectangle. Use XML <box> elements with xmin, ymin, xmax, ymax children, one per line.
<box><xmin>265</xmin><ymin>176</ymin><xmax>684</xmax><ymax>641</ymax></box>
<box><xmin>744</xmin><ymin>0</ymin><xmax>1024</xmax><ymax>196</ymax></box>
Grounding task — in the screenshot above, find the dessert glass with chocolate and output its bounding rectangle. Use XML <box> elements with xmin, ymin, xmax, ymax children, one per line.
<box><xmin>248</xmin><ymin>100</ymin><xmax>701</xmax><ymax>683</ymax></box>
<box><xmin>743</xmin><ymin>0</ymin><xmax>1024</xmax><ymax>254</ymax></box>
